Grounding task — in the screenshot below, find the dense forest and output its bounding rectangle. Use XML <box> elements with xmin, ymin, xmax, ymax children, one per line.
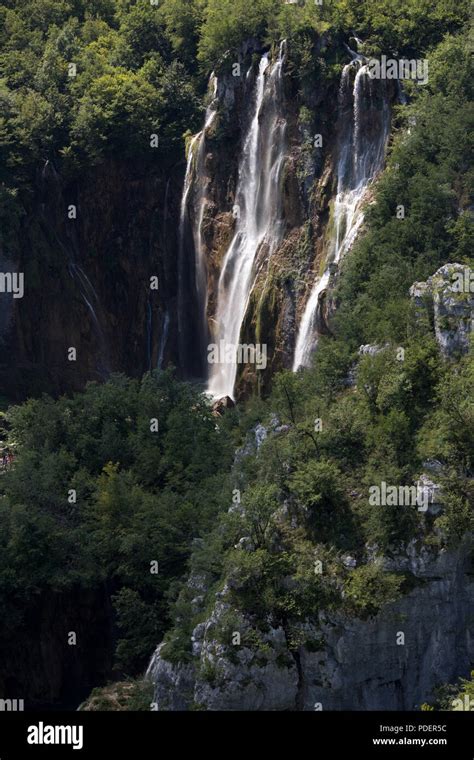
<box><xmin>0</xmin><ymin>0</ymin><xmax>472</xmax><ymax>711</ymax></box>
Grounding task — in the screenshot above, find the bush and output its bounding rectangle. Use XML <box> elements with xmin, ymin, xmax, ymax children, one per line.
<box><xmin>344</xmin><ymin>563</ymin><xmax>404</xmax><ymax>618</ymax></box>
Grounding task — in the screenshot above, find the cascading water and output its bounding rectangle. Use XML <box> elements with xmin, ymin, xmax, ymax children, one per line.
<box><xmin>157</xmin><ymin>311</ymin><xmax>170</xmax><ymax>369</ymax></box>
<box><xmin>177</xmin><ymin>74</ymin><xmax>218</xmax><ymax>374</ymax></box>
<box><xmin>207</xmin><ymin>42</ymin><xmax>287</xmax><ymax>399</ymax></box>
<box><xmin>177</xmin><ymin>134</ymin><xmax>199</xmax><ymax>370</ymax></box>
<box><xmin>292</xmin><ymin>57</ymin><xmax>391</xmax><ymax>371</ymax></box>
<box><xmin>194</xmin><ymin>74</ymin><xmax>218</xmax><ymax>334</ymax></box>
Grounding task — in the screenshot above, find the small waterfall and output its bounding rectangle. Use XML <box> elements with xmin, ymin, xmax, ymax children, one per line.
<box><xmin>293</xmin><ymin>58</ymin><xmax>391</xmax><ymax>370</ymax></box>
<box><xmin>68</xmin><ymin>262</ymin><xmax>102</xmax><ymax>335</ymax></box>
<box><xmin>157</xmin><ymin>311</ymin><xmax>170</xmax><ymax>369</ymax></box>
<box><xmin>194</xmin><ymin>74</ymin><xmax>218</xmax><ymax>334</ymax></box>
<box><xmin>67</xmin><ymin>260</ymin><xmax>110</xmax><ymax>378</ymax></box>
<box><xmin>178</xmin><ymin>74</ymin><xmax>218</xmax><ymax>374</ymax></box>
<box><xmin>177</xmin><ymin>133</ymin><xmax>200</xmax><ymax>370</ymax></box>
<box><xmin>146</xmin><ymin>297</ymin><xmax>152</xmax><ymax>370</ymax></box>
<box><xmin>207</xmin><ymin>42</ymin><xmax>287</xmax><ymax>399</ymax></box>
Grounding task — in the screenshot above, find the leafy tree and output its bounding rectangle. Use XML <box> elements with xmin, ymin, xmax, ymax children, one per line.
<box><xmin>289</xmin><ymin>459</ymin><xmax>354</xmax><ymax>547</ymax></box>
<box><xmin>198</xmin><ymin>0</ymin><xmax>279</xmax><ymax>66</ymax></box>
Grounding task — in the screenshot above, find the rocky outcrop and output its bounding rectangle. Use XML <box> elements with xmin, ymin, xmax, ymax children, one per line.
<box><xmin>211</xmin><ymin>395</ymin><xmax>235</xmax><ymax>416</ymax></box>
<box><xmin>410</xmin><ymin>264</ymin><xmax>474</xmax><ymax>359</ymax></box>
<box><xmin>147</xmin><ymin>538</ymin><xmax>474</xmax><ymax>710</ymax></box>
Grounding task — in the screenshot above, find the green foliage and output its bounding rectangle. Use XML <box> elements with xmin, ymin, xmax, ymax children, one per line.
<box><xmin>289</xmin><ymin>459</ymin><xmax>354</xmax><ymax>547</ymax></box>
<box><xmin>160</xmin><ymin>0</ymin><xmax>205</xmax><ymax>71</ymax></box>
<box><xmin>422</xmin><ymin>671</ymin><xmax>474</xmax><ymax>711</ymax></box>
<box><xmin>113</xmin><ymin>587</ymin><xmax>161</xmax><ymax>673</ymax></box>
<box><xmin>197</xmin><ymin>0</ymin><xmax>471</xmax><ymax>68</ymax></box>
<box><xmin>70</xmin><ymin>70</ymin><xmax>160</xmax><ymax>160</ymax></box>
<box><xmin>344</xmin><ymin>563</ymin><xmax>404</xmax><ymax>617</ymax></box>
<box><xmin>328</xmin><ymin>0</ymin><xmax>470</xmax><ymax>54</ymax></box>
<box><xmin>0</xmin><ymin>371</ymin><xmax>233</xmax><ymax>674</ymax></box>
<box><xmin>0</xmin><ymin>0</ymin><xmax>204</xmax><ymax>178</ymax></box>
<box><xmin>417</xmin><ymin>354</ymin><xmax>474</xmax><ymax>474</ymax></box>
<box><xmin>240</xmin><ymin>483</ymin><xmax>280</xmax><ymax>548</ymax></box>
<box><xmin>198</xmin><ymin>0</ymin><xmax>278</xmax><ymax>66</ymax></box>
<box><xmin>79</xmin><ymin>678</ymin><xmax>154</xmax><ymax>711</ymax></box>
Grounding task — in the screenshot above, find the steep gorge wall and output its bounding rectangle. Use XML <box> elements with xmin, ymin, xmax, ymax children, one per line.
<box><xmin>0</xmin><ymin>586</ymin><xmax>115</xmax><ymax>708</ymax></box>
<box><xmin>0</xmin><ymin>39</ymin><xmax>397</xmax><ymax>403</ymax></box>
<box><xmin>0</xmin><ymin>156</ymin><xmax>183</xmax><ymax>401</ymax></box>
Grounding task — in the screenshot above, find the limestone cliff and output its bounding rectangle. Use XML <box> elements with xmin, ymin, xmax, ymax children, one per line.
<box><xmin>147</xmin><ymin>538</ymin><xmax>474</xmax><ymax>711</ymax></box>
<box><xmin>410</xmin><ymin>263</ymin><xmax>474</xmax><ymax>359</ymax></box>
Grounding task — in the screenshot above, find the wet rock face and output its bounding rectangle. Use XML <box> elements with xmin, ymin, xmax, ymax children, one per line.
<box><xmin>0</xmin><ymin>158</ymin><xmax>182</xmax><ymax>401</ymax></box>
<box><xmin>147</xmin><ymin>540</ymin><xmax>474</xmax><ymax>711</ymax></box>
<box><xmin>410</xmin><ymin>264</ymin><xmax>474</xmax><ymax>359</ymax></box>
<box><xmin>188</xmin><ymin>42</ymin><xmax>348</xmax><ymax>399</ymax></box>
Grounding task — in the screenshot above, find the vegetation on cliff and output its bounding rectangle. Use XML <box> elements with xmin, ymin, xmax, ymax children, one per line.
<box><xmin>421</xmin><ymin>671</ymin><xmax>474</xmax><ymax>711</ymax></box>
<box><xmin>0</xmin><ymin>0</ymin><xmax>472</xmax><ymax>707</ymax></box>
<box><xmin>149</xmin><ymin>12</ymin><xmax>473</xmax><ymax>671</ymax></box>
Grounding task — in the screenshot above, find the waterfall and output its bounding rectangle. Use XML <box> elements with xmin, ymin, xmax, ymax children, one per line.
<box><xmin>157</xmin><ymin>311</ymin><xmax>170</xmax><ymax>369</ymax></box>
<box><xmin>70</xmin><ymin>263</ymin><xmax>102</xmax><ymax>335</ymax></box>
<box><xmin>207</xmin><ymin>42</ymin><xmax>287</xmax><ymax>399</ymax></box>
<box><xmin>67</xmin><ymin>260</ymin><xmax>110</xmax><ymax>377</ymax></box>
<box><xmin>177</xmin><ymin>74</ymin><xmax>218</xmax><ymax>375</ymax></box>
<box><xmin>177</xmin><ymin>133</ymin><xmax>199</xmax><ymax>370</ymax></box>
<box><xmin>194</xmin><ymin>74</ymin><xmax>218</xmax><ymax>336</ymax></box>
<box><xmin>292</xmin><ymin>59</ymin><xmax>391</xmax><ymax>371</ymax></box>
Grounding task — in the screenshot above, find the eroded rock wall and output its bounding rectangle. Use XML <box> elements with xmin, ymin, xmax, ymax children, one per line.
<box><xmin>147</xmin><ymin>539</ymin><xmax>474</xmax><ymax>711</ymax></box>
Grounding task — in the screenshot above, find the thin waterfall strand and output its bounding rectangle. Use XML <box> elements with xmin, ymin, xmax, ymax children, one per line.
<box><xmin>177</xmin><ymin>74</ymin><xmax>218</xmax><ymax>371</ymax></box>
